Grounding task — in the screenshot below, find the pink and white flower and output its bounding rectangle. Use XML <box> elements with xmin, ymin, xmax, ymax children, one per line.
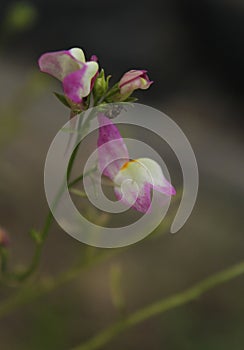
<box><xmin>38</xmin><ymin>47</ymin><xmax>99</xmax><ymax>104</ymax></box>
<box><xmin>97</xmin><ymin>115</ymin><xmax>176</xmax><ymax>213</ymax></box>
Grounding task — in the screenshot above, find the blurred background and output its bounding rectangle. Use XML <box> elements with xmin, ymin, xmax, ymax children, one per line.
<box><xmin>0</xmin><ymin>0</ymin><xmax>243</xmax><ymax>349</ymax></box>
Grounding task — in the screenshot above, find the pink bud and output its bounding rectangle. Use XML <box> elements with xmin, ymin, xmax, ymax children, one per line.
<box><xmin>0</xmin><ymin>227</ymin><xmax>10</xmax><ymax>247</ymax></box>
<box><xmin>119</xmin><ymin>70</ymin><xmax>153</xmax><ymax>97</ymax></box>
<box><xmin>90</xmin><ymin>55</ymin><xmax>98</xmax><ymax>62</ymax></box>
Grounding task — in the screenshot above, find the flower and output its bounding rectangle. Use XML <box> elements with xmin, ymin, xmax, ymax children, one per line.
<box><xmin>38</xmin><ymin>47</ymin><xmax>99</xmax><ymax>104</ymax></box>
<box><xmin>0</xmin><ymin>227</ymin><xmax>9</xmax><ymax>247</ymax></box>
<box><xmin>118</xmin><ymin>70</ymin><xmax>153</xmax><ymax>99</ymax></box>
<box><xmin>97</xmin><ymin>115</ymin><xmax>176</xmax><ymax>213</ymax></box>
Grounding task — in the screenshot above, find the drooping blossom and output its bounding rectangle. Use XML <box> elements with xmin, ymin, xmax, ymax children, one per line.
<box><xmin>118</xmin><ymin>70</ymin><xmax>153</xmax><ymax>99</ymax></box>
<box><xmin>97</xmin><ymin>115</ymin><xmax>176</xmax><ymax>213</ymax></box>
<box><xmin>38</xmin><ymin>47</ymin><xmax>99</xmax><ymax>104</ymax></box>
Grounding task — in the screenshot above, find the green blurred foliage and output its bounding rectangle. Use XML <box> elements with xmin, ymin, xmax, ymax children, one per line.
<box><xmin>109</xmin><ymin>264</ymin><xmax>125</xmax><ymax>314</ymax></box>
<box><xmin>2</xmin><ymin>2</ymin><xmax>37</xmax><ymax>34</ymax></box>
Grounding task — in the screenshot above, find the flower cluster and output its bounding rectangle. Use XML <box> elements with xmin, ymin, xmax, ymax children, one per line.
<box><xmin>38</xmin><ymin>47</ymin><xmax>175</xmax><ymax>213</ymax></box>
<box><xmin>38</xmin><ymin>47</ymin><xmax>153</xmax><ymax>111</ymax></box>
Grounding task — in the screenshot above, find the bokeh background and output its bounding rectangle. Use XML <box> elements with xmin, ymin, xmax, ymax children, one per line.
<box><xmin>0</xmin><ymin>0</ymin><xmax>244</xmax><ymax>349</ymax></box>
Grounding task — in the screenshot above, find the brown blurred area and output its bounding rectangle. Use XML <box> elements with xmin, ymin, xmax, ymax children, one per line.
<box><xmin>0</xmin><ymin>0</ymin><xmax>243</xmax><ymax>349</ymax></box>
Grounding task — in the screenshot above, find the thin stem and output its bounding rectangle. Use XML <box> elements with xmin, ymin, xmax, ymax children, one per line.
<box><xmin>2</xmin><ymin>167</ymin><xmax>95</xmax><ymax>283</ymax></box>
<box><xmin>67</xmin><ymin>143</ymin><xmax>80</xmax><ymax>181</ymax></box>
<box><xmin>15</xmin><ymin>210</ymin><xmax>54</xmax><ymax>281</ymax></box>
<box><xmin>71</xmin><ymin>260</ymin><xmax>244</xmax><ymax>350</ymax></box>
<box><xmin>0</xmin><ymin>219</ymin><xmax>172</xmax><ymax>318</ymax></box>
<box><xmin>68</xmin><ymin>166</ymin><xmax>97</xmax><ymax>188</ymax></box>
<box><xmin>0</xmin><ymin>248</ymin><xmax>8</xmax><ymax>274</ymax></box>
<box><xmin>0</xmin><ymin>249</ymin><xmax>116</xmax><ymax>319</ymax></box>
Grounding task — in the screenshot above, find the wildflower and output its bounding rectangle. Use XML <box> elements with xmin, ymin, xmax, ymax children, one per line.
<box><xmin>97</xmin><ymin>115</ymin><xmax>175</xmax><ymax>213</ymax></box>
<box><xmin>38</xmin><ymin>47</ymin><xmax>99</xmax><ymax>104</ymax></box>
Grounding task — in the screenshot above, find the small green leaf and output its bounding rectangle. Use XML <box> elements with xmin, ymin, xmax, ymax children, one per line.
<box><xmin>106</xmin><ymin>75</ymin><xmax>112</xmax><ymax>84</ymax></box>
<box><xmin>123</xmin><ymin>96</ymin><xmax>138</xmax><ymax>102</ymax></box>
<box><xmin>29</xmin><ymin>229</ymin><xmax>42</xmax><ymax>244</ymax></box>
<box><xmin>54</xmin><ymin>92</ymin><xmax>71</xmax><ymax>108</ymax></box>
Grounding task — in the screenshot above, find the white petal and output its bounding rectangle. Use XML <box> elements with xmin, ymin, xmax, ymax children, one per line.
<box><xmin>114</xmin><ymin>180</ymin><xmax>152</xmax><ymax>213</ymax></box>
<box><xmin>81</xmin><ymin>61</ymin><xmax>99</xmax><ymax>96</ymax></box>
<box><xmin>69</xmin><ymin>48</ymin><xmax>86</xmax><ymax>63</ymax></box>
<box><xmin>137</xmin><ymin>158</ymin><xmax>176</xmax><ymax>195</ymax></box>
<box><xmin>114</xmin><ymin>159</ymin><xmax>150</xmax><ymax>187</ymax></box>
<box><xmin>114</xmin><ymin>158</ymin><xmax>175</xmax><ymax>197</ymax></box>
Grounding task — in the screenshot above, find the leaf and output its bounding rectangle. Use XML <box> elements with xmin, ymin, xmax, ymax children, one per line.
<box><xmin>54</xmin><ymin>92</ymin><xmax>71</xmax><ymax>108</ymax></box>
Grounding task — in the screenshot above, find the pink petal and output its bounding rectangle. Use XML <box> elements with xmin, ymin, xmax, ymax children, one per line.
<box><xmin>132</xmin><ymin>182</ymin><xmax>152</xmax><ymax>213</ymax></box>
<box><xmin>114</xmin><ymin>182</ymin><xmax>152</xmax><ymax>213</ymax></box>
<box><xmin>63</xmin><ymin>61</ymin><xmax>99</xmax><ymax>103</ymax></box>
<box><xmin>38</xmin><ymin>50</ymin><xmax>80</xmax><ymax>81</ymax></box>
<box><xmin>97</xmin><ymin>115</ymin><xmax>129</xmax><ymax>180</ymax></box>
<box><xmin>63</xmin><ymin>65</ymin><xmax>87</xmax><ymax>103</ymax></box>
<box><xmin>153</xmin><ymin>180</ymin><xmax>176</xmax><ymax>196</ymax></box>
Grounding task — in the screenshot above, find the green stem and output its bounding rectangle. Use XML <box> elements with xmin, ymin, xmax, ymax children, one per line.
<box><xmin>3</xmin><ymin>166</ymin><xmax>95</xmax><ymax>283</ymax></box>
<box><xmin>72</xmin><ymin>261</ymin><xmax>244</xmax><ymax>350</ymax></box>
<box><xmin>0</xmin><ymin>248</ymin><xmax>8</xmax><ymax>274</ymax></box>
<box><xmin>0</xmin><ymin>223</ymin><xmax>170</xmax><ymax>318</ymax></box>
<box><xmin>0</xmin><ymin>249</ymin><xmax>116</xmax><ymax>319</ymax></box>
<box><xmin>67</xmin><ymin>143</ymin><xmax>80</xmax><ymax>181</ymax></box>
<box><xmin>0</xmin><ymin>98</ymin><xmax>120</xmax><ymax>284</ymax></box>
<box><xmin>16</xmin><ymin>210</ymin><xmax>54</xmax><ymax>281</ymax></box>
<box><xmin>68</xmin><ymin>166</ymin><xmax>97</xmax><ymax>188</ymax></box>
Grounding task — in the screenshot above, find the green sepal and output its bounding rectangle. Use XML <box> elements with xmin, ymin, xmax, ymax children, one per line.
<box><xmin>93</xmin><ymin>69</ymin><xmax>111</xmax><ymax>101</ymax></box>
<box><xmin>104</xmin><ymin>83</ymin><xmax>120</xmax><ymax>102</ymax></box>
<box><xmin>54</xmin><ymin>92</ymin><xmax>71</xmax><ymax>108</ymax></box>
<box><xmin>123</xmin><ymin>96</ymin><xmax>138</xmax><ymax>102</ymax></box>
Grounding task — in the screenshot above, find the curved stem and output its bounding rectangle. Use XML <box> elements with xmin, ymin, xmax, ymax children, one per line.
<box><xmin>68</xmin><ymin>166</ymin><xmax>97</xmax><ymax>188</ymax></box>
<box><xmin>16</xmin><ymin>210</ymin><xmax>54</xmax><ymax>281</ymax></box>
<box><xmin>0</xmin><ymin>249</ymin><xmax>116</xmax><ymax>319</ymax></box>
<box><xmin>17</xmin><ymin>108</ymin><xmax>94</xmax><ymax>282</ymax></box>
<box><xmin>71</xmin><ymin>260</ymin><xmax>244</xmax><ymax>350</ymax></box>
<box><xmin>0</xmin><ymin>219</ymin><xmax>172</xmax><ymax>318</ymax></box>
<box><xmin>2</xmin><ymin>166</ymin><xmax>95</xmax><ymax>283</ymax></box>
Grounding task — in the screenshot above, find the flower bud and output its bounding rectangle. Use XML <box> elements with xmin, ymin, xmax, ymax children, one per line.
<box><xmin>0</xmin><ymin>227</ymin><xmax>9</xmax><ymax>247</ymax></box>
<box><xmin>93</xmin><ymin>69</ymin><xmax>110</xmax><ymax>100</ymax></box>
<box><xmin>118</xmin><ymin>70</ymin><xmax>153</xmax><ymax>100</ymax></box>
